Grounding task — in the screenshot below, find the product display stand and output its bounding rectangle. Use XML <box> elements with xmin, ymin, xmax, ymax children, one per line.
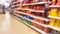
<box><xmin>9</xmin><ymin>0</ymin><xmax>60</xmax><ymax>34</ymax></box>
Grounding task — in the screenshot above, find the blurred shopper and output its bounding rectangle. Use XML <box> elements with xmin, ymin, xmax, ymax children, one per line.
<box><xmin>2</xmin><ymin>5</ymin><xmax>5</xmax><ymax>14</ymax></box>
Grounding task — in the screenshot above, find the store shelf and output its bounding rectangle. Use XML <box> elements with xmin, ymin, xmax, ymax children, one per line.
<box><xmin>20</xmin><ymin>16</ymin><xmax>48</xmax><ymax>27</ymax></box>
<box><xmin>22</xmin><ymin>21</ymin><xmax>49</xmax><ymax>34</ymax></box>
<box><xmin>16</xmin><ymin>8</ymin><xmax>44</xmax><ymax>13</ymax></box>
<box><xmin>48</xmin><ymin>15</ymin><xmax>60</xmax><ymax>19</ymax></box>
<box><xmin>11</xmin><ymin>12</ymin><xmax>60</xmax><ymax>31</ymax></box>
<box><xmin>12</xmin><ymin>12</ymin><xmax>49</xmax><ymax>27</ymax></box>
<box><xmin>15</xmin><ymin>12</ymin><xmax>49</xmax><ymax>21</ymax></box>
<box><xmin>49</xmin><ymin>5</ymin><xmax>60</xmax><ymax>8</ymax></box>
<box><xmin>48</xmin><ymin>25</ymin><xmax>60</xmax><ymax>31</ymax></box>
<box><xmin>11</xmin><ymin>14</ymin><xmax>48</xmax><ymax>34</ymax></box>
<box><xmin>12</xmin><ymin>2</ymin><xmax>51</xmax><ymax>6</ymax></box>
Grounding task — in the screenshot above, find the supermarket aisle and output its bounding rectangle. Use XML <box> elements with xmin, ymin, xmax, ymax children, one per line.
<box><xmin>0</xmin><ymin>11</ymin><xmax>40</xmax><ymax>34</ymax></box>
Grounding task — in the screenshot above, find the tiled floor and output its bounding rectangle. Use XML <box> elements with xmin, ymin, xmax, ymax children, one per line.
<box><xmin>0</xmin><ymin>11</ymin><xmax>40</xmax><ymax>34</ymax></box>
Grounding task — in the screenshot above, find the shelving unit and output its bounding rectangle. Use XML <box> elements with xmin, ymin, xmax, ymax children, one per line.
<box><xmin>15</xmin><ymin>12</ymin><xmax>49</xmax><ymax>21</ymax></box>
<box><xmin>11</xmin><ymin>14</ymin><xmax>49</xmax><ymax>34</ymax></box>
<box><xmin>12</xmin><ymin>1</ymin><xmax>51</xmax><ymax>7</ymax></box>
<box><xmin>16</xmin><ymin>8</ymin><xmax>44</xmax><ymax>13</ymax></box>
<box><xmin>12</xmin><ymin>12</ymin><xmax>60</xmax><ymax>31</ymax></box>
<box><xmin>9</xmin><ymin>0</ymin><xmax>60</xmax><ymax>34</ymax></box>
<box><xmin>13</xmin><ymin>12</ymin><xmax>48</xmax><ymax>27</ymax></box>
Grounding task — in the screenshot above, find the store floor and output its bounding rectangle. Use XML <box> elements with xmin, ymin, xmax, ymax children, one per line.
<box><xmin>0</xmin><ymin>11</ymin><xmax>40</xmax><ymax>34</ymax></box>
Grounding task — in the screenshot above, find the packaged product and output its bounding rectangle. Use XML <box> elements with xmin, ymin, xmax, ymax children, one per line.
<box><xmin>29</xmin><ymin>0</ymin><xmax>33</xmax><ymax>3</ymax></box>
<box><xmin>49</xmin><ymin>8</ymin><xmax>58</xmax><ymax>16</ymax></box>
<box><xmin>49</xmin><ymin>18</ymin><xmax>56</xmax><ymax>26</ymax></box>
<box><xmin>54</xmin><ymin>20</ymin><xmax>60</xmax><ymax>28</ymax></box>
<box><xmin>32</xmin><ymin>23</ymin><xmax>37</xmax><ymax>27</ymax></box>
<box><xmin>26</xmin><ymin>11</ymin><xmax>32</xmax><ymax>14</ymax></box>
<box><xmin>23</xmin><ymin>10</ymin><xmax>27</xmax><ymax>13</ymax></box>
<box><xmin>34</xmin><ymin>12</ymin><xmax>41</xmax><ymax>16</ymax></box>
<box><xmin>52</xmin><ymin>0</ymin><xmax>57</xmax><ymax>5</ymax></box>
<box><xmin>30</xmin><ymin>5</ymin><xmax>34</xmax><ymax>9</ymax></box>
<box><xmin>27</xmin><ymin>20</ymin><xmax>32</xmax><ymax>25</ymax></box>
<box><xmin>31</xmin><ymin>23</ymin><xmax>34</xmax><ymax>25</ymax></box>
<box><xmin>38</xmin><ymin>19</ymin><xmax>44</xmax><ymax>24</ymax></box>
<box><xmin>24</xmin><ymin>6</ymin><xmax>30</xmax><ymax>9</ymax></box>
<box><xmin>31</xmin><ymin>12</ymin><xmax>35</xmax><ymax>15</ymax></box>
<box><xmin>39</xmin><ymin>25</ymin><xmax>44</xmax><ymax>30</ymax></box>
<box><xmin>44</xmin><ymin>27</ymin><xmax>51</xmax><ymax>33</ymax></box>
<box><xmin>36</xmin><ymin>5</ymin><xmax>41</xmax><ymax>10</ymax></box>
<box><xmin>35</xmin><ymin>23</ymin><xmax>39</xmax><ymax>28</ymax></box>
<box><xmin>33</xmin><ymin>18</ymin><xmax>39</xmax><ymax>22</ymax></box>
<box><xmin>18</xmin><ymin>6</ymin><xmax>23</xmax><ymax>8</ymax></box>
<box><xmin>36</xmin><ymin>5</ymin><xmax>45</xmax><ymax>11</ymax></box>
<box><xmin>33</xmin><ymin>6</ymin><xmax>37</xmax><ymax>10</ymax></box>
<box><xmin>57</xmin><ymin>0</ymin><xmax>60</xmax><ymax>5</ymax></box>
<box><xmin>25</xmin><ymin>0</ymin><xmax>30</xmax><ymax>3</ymax></box>
<box><xmin>27</xmin><ymin>16</ymin><xmax>33</xmax><ymax>20</ymax></box>
<box><xmin>44</xmin><ymin>21</ymin><xmax>49</xmax><ymax>25</ymax></box>
<box><xmin>58</xmin><ymin>9</ymin><xmax>60</xmax><ymax>17</ymax></box>
<box><xmin>58</xmin><ymin>20</ymin><xmax>60</xmax><ymax>28</ymax></box>
<box><xmin>33</xmin><ymin>0</ymin><xmax>38</xmax><ymax>3</ymax></box>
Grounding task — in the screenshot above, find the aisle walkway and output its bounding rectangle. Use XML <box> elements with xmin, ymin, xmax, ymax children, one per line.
<box><xmin>0</xmin><ymin>11</ymin><xmax>40</xmax><ymax>34</ymax></box>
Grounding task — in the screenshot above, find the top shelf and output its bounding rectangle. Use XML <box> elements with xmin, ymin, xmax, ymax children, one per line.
<box><xmin>12</xmin><ymin>2</ymin><xmax>51</xmax><ymax>6</ymax></box>
<box><xmin>49</xmin><ymin>5</ymin><xmax>60</xmax><ymax>8</ymax></box>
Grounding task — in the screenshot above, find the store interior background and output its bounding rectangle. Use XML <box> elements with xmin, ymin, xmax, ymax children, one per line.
<box><xmin>0</xmin><ymin>0</ymin><xmax>60</xmax><ymax>34</ymax></box>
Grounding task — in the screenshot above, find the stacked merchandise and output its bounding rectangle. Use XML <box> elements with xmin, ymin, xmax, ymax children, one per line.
<box><xmin>10</xmin><ymin>0</ymin><xmax>60</xmax><ymax>34</ymax></box>
<box><xmin>48</xmin><ymin>0</ymin><xmax>60</xmax><ymax>29</ymax></box>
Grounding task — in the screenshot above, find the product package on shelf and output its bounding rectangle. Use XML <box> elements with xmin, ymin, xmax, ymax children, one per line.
<box><xmin>52</xmin><ymin>0</ymin><xmax>57</xmax><ymax>5</ymax></box>
<box><xmin>49</xmin><ymin>18</ymin><xmax>56</xmax><ymax>26</ymax></box>
<box><xmin>33</xmin><ymin>18</ymin><xmax>44</xmax><ymax>24</ymax></box>
<box><xmin>32</xmin><ymin>22</ymin><xmax>51</xmax><ymax>33</ymax></box>
<box><xmin>44</xmin><ymin>27</ymin><xmax>51</xmax><ymax>33</ymax></box>
<box><xmin>26</xmin><ymin>10</ymin><xmax>32</xmax><ymax>14</ymax></box>
<box><xmin>58</xmin><ymin>8</ymin><xmax>60</xmax><ymax>17</ymax></box>
<box><xmin>32</xmin><ymin>22</ymin><xmax>44</xmax><ymax>30</ymax></box>
<box><xmin>49</xmin><ymin>0</ymin><xmax>60</xmax><ymax>6</ymax></box>
<box><xmin>49</xmin><ymin>8</ymin><xmax>58</xmax><ymax>16</ymax></box>
<box><xmin>20</xmin><ymin>16</ymin><xmax>32</xmax><ymax>25</ymax></box>
<box><xmin>57</xmin><ymin>0</ymin><xmax>60</xmax><ymax>5</ymax></box>
<box><xmin>54</xmin><ymin>19</ymin><xmax>60</xmax><ymax>28</ymax></box>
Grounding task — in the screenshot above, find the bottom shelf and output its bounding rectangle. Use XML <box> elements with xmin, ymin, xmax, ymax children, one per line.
<box><xmin>11</xmin><ymin>14</ymin><xmax>49</xmax><ymax>34</ymax></box>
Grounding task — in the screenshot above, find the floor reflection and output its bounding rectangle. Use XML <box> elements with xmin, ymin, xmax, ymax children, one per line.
<box><xmin>0</xmin><ymin>11</ymin><xmax>11</xmax><ymax>34</ymax></box>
